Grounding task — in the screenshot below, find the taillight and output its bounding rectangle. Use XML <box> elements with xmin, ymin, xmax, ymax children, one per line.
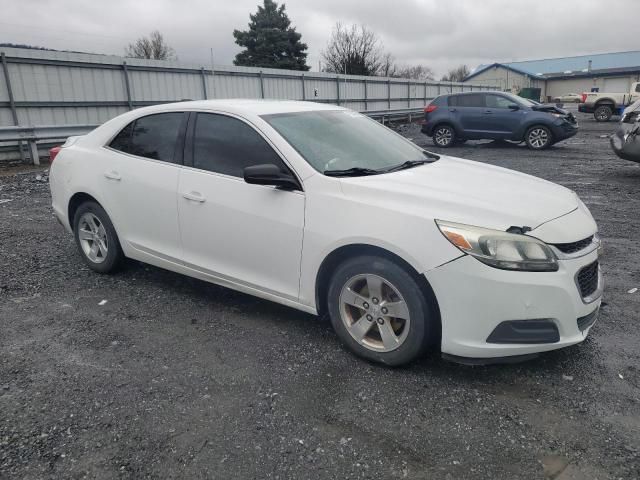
<box><xmin>424</xmin><ymin>105</ymin><xmax>438</xmax><ymax>113</ymax></box>
<box><xmin>49</xmin><ymin>146</ymin><xmax>62</xmax><ymax>163</ymax></box>
<box><xmin>580</xmin><ymin>93</ymin><xmax>587</xmax><ymax>103</ymax></box>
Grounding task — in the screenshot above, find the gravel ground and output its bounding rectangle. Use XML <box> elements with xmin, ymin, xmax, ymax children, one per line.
<box><xmin>1</xmin><ymin>107</ymin><xmax>639</xmax><ymax>479</ymax></box>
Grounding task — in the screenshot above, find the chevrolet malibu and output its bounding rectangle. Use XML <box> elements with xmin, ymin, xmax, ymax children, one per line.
<box><xmin>49</xmin><ymin>100</ymin><xmax>603</xmax><ymax>366</ymax></box>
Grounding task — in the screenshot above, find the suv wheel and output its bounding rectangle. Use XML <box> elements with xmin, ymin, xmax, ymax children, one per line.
<box><xmin>594</xmin><ymin>105</ymin><xmax>613</xmax><ymax>122</ymax></box>
<box><xmin>327</xmin><ymin>255</ymin><xmax>437</xmax><ymax>366</ymax></box>
<box><xmin>73</xmin><ymin>201</ymin><xmax>124</xmax><ymax>273</ymax></box>
<box><xmin>432</xmin><ymin>125</ymin><xmax>456</xmax><ymax>147</ymax></box>
<box><xmin>525</xmin><ymin>125</ymin><xmax>553</xmax><ymax>150</ymax></box>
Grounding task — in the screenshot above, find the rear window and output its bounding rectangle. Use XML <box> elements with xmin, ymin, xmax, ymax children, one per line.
<box><xmin>448</xmin><ymin>94</ymin><xmax>483</xmax><ymax>108</ymax></box>
<box><xmin>109</xmin><ymin>112</ymin><xmax>184</xmax><ymax>163</ymax></box>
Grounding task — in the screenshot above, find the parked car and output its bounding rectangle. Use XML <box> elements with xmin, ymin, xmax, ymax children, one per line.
<box><xmin>579</xmin><ymin>82</ymin><xmax>640</xmax><ymax>122</ymax></box>
<box><xmin>553</xmin><ymin>93</ymin><xmax>582</xmax><ymax>103</ymax></box>
<box><xmin>49</xmin><ymin>100</ymin><xmax>602</xmax><ymax>366</ymax></box>
<box><xmin>610</xmin><ymin>99</ymin><xmax>640</xmax><ymax>163</ymax></box>
<box><xmin>422</xmin><ymin>92</ymin><xmax>578</xmax><ymax>150</ymax></box>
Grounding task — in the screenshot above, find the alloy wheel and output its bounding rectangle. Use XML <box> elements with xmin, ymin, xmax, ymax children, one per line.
<box><xmin>339</xmin><ymin>274</ymin><xmax>411</xmax><ymax>352</ymax></box>
<box><xmin>78</xmin><ymin>212</ymin><xmax>108</xmax><ymax>263</ymax></box>
<box><xmin>528</xmin><ymin>128</ymin><xmax>549</xmax><ymax>148</ymax></box>
<box><xmin>434</xmin><ymin>127</ymin><xmax>453</xmax><ymax>146</ymax></box>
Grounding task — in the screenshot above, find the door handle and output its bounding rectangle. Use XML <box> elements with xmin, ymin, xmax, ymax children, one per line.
<box><xmin>104</xmin><ymin>170</ymin><xmax>121</xmax><ymax>181</ymax></box>
<box><xmin>483</xmin><ymin>110</ymin><xmax>493</xmax><ymax>114</ymax></box>
<box><xmin>182</xmin><ymin>191</ymin><xmax>206</xmax><ymax>203</ymax></box>
<box><xmin>449</xmin><ymin>108</ymin><xmax>457</xmax><ymax>112</ymax></box>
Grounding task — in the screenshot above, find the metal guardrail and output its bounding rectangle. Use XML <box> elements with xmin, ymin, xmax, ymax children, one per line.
<box><xmin>0</xmin><ymin>107</ymin><xmax>426</xmax><ymax>165</ymax></box>
<box><xmin>0</xmin><ymin>124</ymin><xmax>97</xmax><ymax>165</ymax></box>
<box><xmin>365</xmin><ymin>107</ymin><xmax>425</xmax><ymax>124</ymax></box>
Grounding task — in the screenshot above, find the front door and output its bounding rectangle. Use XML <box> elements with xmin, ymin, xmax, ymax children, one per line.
<box><xmin>177</xmin><ymin>112</ymin><xmax>305</xmax><ymax>301</ymax></box>
<box><xmin>483</xmin><ymin>94</ymin><xmax>523</xmax><ymax>138</ymax></box>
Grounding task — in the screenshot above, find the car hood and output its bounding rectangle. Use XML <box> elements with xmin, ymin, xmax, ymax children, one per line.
<box><xmin>532</xmin><ymin>104</ymin><xmax>569</xmax><ymax>114</ymax></box>
<box><xmin>338</xmin><ymin>156</ymin><xmax>580</xmax><ymax>234</ymax></box>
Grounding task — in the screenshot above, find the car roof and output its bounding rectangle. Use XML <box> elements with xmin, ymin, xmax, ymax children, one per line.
<box><xmin>129</xmin><ymin>99</ymin><xmax>347</xmax><ymax>116</ymax></box>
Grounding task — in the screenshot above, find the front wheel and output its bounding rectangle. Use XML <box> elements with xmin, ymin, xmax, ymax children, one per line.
<box><xmin>327</xmin><ymin>255</ymin><xmax>438</xmax><ymax>366</ymax></box>
<box><xmin>594</xmin><ymin>105</ymin><xmax>613</xmax><ymax>122</ymax></box>
<box><xmin>73</xmin><ymin>201</ymin><xmax>124</xmax><ymax>273</ymax></box>
<box><xmin>525</xmin><ymin>125</ymin><xmax>553</xmax><ymax>150</ymax></box>
<box><xmin>432</xmin><ymin>125</ymin><xmax>456</xmax><ymax>147</ymax></box>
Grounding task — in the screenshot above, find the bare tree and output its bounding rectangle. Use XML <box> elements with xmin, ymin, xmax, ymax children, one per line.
<box><xmin>379</xmin><ymin>52</ymin><xmax>398</xmax><ymax>77</ymax></box>
<box><xmin>394</xmin><ymin>65</ymin><xmax>435</xmax><ymax>81</ymax></box>
<box><xmin>321</xmin><ymin>23</ymin><xmax>388</xmax><ymax>76</ymax></box>
<box><xmin>125</xmin><ymin>31</ymin><xmax>176</xmax><ymax>60</ymax></box>
<box><xmin>441</xmin><ymin>64</ymin><xmax>470</xmax><ymax>82</ymax></box>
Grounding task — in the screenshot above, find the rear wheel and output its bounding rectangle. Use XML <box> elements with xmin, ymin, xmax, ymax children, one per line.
<box><xmin>432</xmin><ymin>124</ymin><xmax>456</xmax><ymax>147</ymax></box>
<box><xmin>594</xmin><ymin>105</ymin><xmax>613</xmax><ymax>122</ymax></box>
<box><xmin>73</xmin><ymin>201</ymin><xmax>124</xmax><ymax>273</ymax></box>
<box><xmin>525</xmin><ymin>125</ymin><xmax>553</xmax><ymax>150</ymax></box>
<box><xmin>327</xmin><ymin>255</ymin><xmax>437</xmax><ymax>366</ymax></box>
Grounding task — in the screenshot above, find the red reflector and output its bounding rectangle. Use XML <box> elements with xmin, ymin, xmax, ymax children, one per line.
<box><xmin>49</xmin><ymin>146</ymin><xmax>62</xmax><ymax>163</ymax></box>
<box><xmin>424</xmin><ymin>105</ymin><xmax>438</xmax><ymax>113</ymax></box>
<box><xmin>580</xmin><ymin>93</ymin><xmax>587</xmax><ymax>103</ymax></box>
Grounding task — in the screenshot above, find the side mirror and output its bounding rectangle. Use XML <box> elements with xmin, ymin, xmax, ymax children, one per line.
<box><xmin>243</xmin><ymin>163</ymin><xmax>300</xmax><ymax>190</ymax></box>
<box><xmin>508</xmin><ymin>104</ymin><xmax>520</xmax><ymax>111</ymax></box>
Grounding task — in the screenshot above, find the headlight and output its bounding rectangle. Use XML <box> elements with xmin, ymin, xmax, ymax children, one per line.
<box><xmin>436</xmin><ymin>220</ymin><xmax>559</xmax><ymax>272</ymax></box>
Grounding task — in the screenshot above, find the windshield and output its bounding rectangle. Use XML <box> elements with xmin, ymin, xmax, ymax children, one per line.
<box><xmin>501</xmin><ymin>92</ymin><xmax>539</xmax><ymax>107</ymax></box>
<box><xmin>262</xmin><ymin>110</ymin><xmax>434</xmax><ymax>174</ymax></box>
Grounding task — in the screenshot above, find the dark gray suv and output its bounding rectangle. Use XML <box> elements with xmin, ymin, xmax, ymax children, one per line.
<box><xmin>422</xmin><ymin>92</ymin><xmax>578</xmax><ymax>150</ymax></box>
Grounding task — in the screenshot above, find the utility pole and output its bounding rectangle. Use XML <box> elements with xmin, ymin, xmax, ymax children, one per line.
<box><xmin>210</xmin><ymin>48</ymin><xmax>216</xmax><ymax>98</ymax></box>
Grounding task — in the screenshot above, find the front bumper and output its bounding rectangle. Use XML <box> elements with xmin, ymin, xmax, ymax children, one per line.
<box><xmin>610</xmin><ymin>124</ymin><xmax>640</xmax><ymax>163</ymax></box>
<box><xmin>551</xmin><ymin>120</ymin><xmax>579</xmax><ymax>142</ymax></box>
<box><xmin>425</xmin><ymin>248</ymin><xmax>602</xmax><ymax>359</ymax></box>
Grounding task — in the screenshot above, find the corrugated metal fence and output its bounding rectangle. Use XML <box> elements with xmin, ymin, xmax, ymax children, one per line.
<box><xmin>0</xmin><ymin>47</ymin><xmax>497</xmax><ymax>162</ymax></box>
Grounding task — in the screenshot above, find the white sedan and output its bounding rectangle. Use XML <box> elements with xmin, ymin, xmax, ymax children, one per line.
<box><xmin>49</xmin><ymin>100</ymin><xmax>602</xmax><ymax>366</ymax></box>
<box><xmin>553</xmin><ymin>93</ymin><xmax>583</xmax><ymax>103</ymax></box>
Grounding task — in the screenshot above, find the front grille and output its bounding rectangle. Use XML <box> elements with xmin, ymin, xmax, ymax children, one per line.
<box><xmin>553</xmin><ymin>235</ymin><xmax>593</xmax><ymax>254</ymax></box>
<box><xmin>577</xmin><ymin>261</ymin><xmax>599</xmax><ymax>298</ymax></box>
<box><xmin>577</xmin><ymin>308</ymin><xmax>599</xmax><ymax>332</ymax></box>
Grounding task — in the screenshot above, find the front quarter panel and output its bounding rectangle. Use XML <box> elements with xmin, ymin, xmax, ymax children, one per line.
<box><xmin>298</xmin><ymin>174</ymin><xmax>463</xmax><ymax>309</ymax></box>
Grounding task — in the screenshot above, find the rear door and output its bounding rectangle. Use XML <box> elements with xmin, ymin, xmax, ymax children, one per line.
<box><xmin>450</xmin><ymin>93</ymin><xmax>487</xmax><ymax>138</ymax></box>
<box><xmin>177</xmin><ymin>112</ymin><xmax>305</xmax><ymax>301</ymax></box>
<box><xmin>104</xmin><ymin>112</ymin><xmax>186</xmax><ymax>262</ymax></box>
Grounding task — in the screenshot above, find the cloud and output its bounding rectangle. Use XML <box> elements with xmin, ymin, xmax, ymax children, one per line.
<box><xmin>1</xmin><ymin>0</ymin><xmax>638</xmax><ymax>77</ymax></box>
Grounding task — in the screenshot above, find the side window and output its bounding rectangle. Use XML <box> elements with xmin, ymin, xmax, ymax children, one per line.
<box><xmin>455</xmin><ymin>94</ymin><xmax>484</xmax><ymax>107</ymax></box>
<box><xmin>192</xmin><ymin>113</ymin><xmax>289</xmax><ymax>178</ymax></box>
<box><xmin>109</xmin><ymin>112</ymin><xmax>184</xmax><ymax>163</ymax></box>
<box><xmin>447</xmin><ymin>95</ymin><xmax>458</xmax><ymax>107</ymax></box>
<box><xmin>109</xmin><ymin>122</ymin><xmax>133</xmax><ymax>152</ymax></box>
<box><xmin>486</xmin><ymin>94</ymin><xmax>518</xmax><ymax>109</ymax></box>
<box><xmin>636</xmin><ymin>83</ymin><xmax>640</xmax><ymax>93</ymax></box>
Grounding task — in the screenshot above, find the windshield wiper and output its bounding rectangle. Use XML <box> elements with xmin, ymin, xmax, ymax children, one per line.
<box><xmin>380</xmin><ymin>158</ymin><xmax>435</xmax><ymax>173</ymax></box>
<box><xmin>324</xmin><ymin>167</ymin><xmax>381</xmax><ymax>177</ymax></box>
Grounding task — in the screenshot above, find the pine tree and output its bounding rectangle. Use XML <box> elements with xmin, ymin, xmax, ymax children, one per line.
<box><xmin>233</xmin><ymin>0</ymin><xmax>310</xmax><ymax>71</ymax></box>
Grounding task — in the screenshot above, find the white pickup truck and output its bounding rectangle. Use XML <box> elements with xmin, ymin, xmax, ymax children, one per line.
<box><xmin>578</xmin><ymin>82</ymin><xmax>640</xmax><ymax>122</ymax></box>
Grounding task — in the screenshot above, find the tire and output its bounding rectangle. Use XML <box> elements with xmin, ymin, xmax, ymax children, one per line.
<box><xmin>524</xmin><ymin>125</ymin><xmax>553</xmax><ymax>150</ymax></box>
<box><xmin>432</xmin><ymin>124</ymin><xmax>456</xmax><ymax>147</ymax></box>
<box><xmin>594</xmin><ymin>105</ymin><xmax>613</xmax><ymax>122</ymax></box>
<box><xmin>73</xmin><ymin>201</ymin><xmax>124</xmax><ymax>273</ymax></box>
<box><xmin>327</xmin><ymin>255</ymin><xmax>438</xmax><ymax>366</ymax></box>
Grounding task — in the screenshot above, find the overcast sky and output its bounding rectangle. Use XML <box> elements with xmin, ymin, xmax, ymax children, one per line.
<box><xmin>1</xmin><ymin>0</ymin><xmax>638</xmax><ymax>77</ymax></box>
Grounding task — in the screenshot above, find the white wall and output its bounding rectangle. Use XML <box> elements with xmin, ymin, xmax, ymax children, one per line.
<box><xmin>545</xmin><ymin>74</ymin><xmax>640</xmax><ymax>99</ymax></box>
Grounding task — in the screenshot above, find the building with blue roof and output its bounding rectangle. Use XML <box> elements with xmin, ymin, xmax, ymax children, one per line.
<box><xmin>464</xmin><ymin>51</ymin><xmax>640</xmax><ymax>101</ymax></box>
